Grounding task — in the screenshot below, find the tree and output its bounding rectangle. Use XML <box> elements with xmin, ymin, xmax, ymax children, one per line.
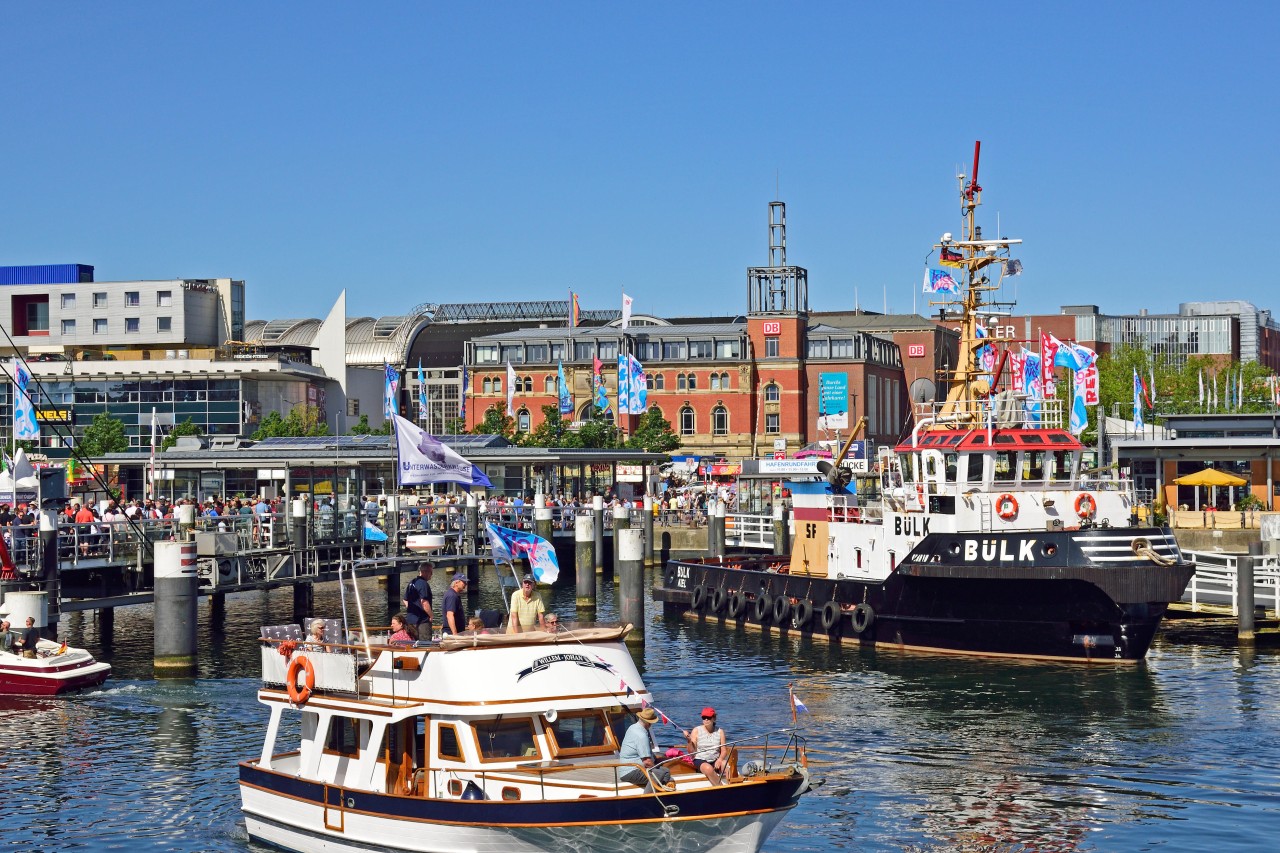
<box><xmin>522</xmin><ymin>405</ymin><xmax>581</xmax><ymax>448</ymax></box>
<box><xmin>161</xmin><ymin>417</ymin><xmax>204</xmax><ymax>451</ymax></box>
<box><xmin>625</xmin><ymin>405</ymin><xmax>681</xmax><ymax>453</ymax></box>
<box><xmin>472</xmin><ymin>404</ymin><xmax>517</xmax><ymax>440</ymax></box>
<box><xmin>348</xmin><ymin>413</ymin><xmax>391</xmax><ymax>435</ymax></box>
<box><xmin>78</xmin><ymin>412</ymin><xmax>129</xmax><ymax>456</ymax></box>
<box><xmin>252</xmin><ymin>405</ymin><xmax>329</xmax><ymax>440</ymax></box>
<box><xmin>576</xmin><ymin>418</ymin><xmax>620</xmax><ymax>449</ymax></box>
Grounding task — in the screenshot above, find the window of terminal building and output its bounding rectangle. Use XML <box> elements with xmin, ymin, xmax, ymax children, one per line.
<box><xmin>93</xmin><ymin>318</ymin><xmax>107</xmax><ymax>335</ymax></box>
<box><xmin>715</xmin><ymin>339</ymin><xmax>740</xmax><ymax>359</ymax></box>
<box><xmin>807</xmin><ymin>339</ymin><xmax>829</xmax><ymax>358</ymax></box>
<box><xmin>157</xmin><ymin>291</ymin><xmax>172</xmax><ymax>307</ymax></box>
<box><xmin>500</xmin><ymin>345</ymin><xmax>523</xmax><ymax>364</ymax></box>
<box><xmin>544</xmin><ymin>376</ymin><xmax>555</xmax><ymax>394</ymax></box>
<box><xmin>125</xmin><ymin>291</ymin><xmax>140</xmax><ymax>308</ymax></box>
<box><xmin>765</xmin><ymin>337</ymin><xmax>779</xmax><ymax>358</ymax></box>
<box><xmin>687</xmin><ymin>373</ymin><xmax>697</xmax><ymax>391</ymax></box>
<box><xmin>719</xmin><ymin>372</ymin><xmax>730</xmax><ymax>389</ymax></box>
<box><xmin>474</xmin><ymin>345</ymin><xmax>499</xmax><ymax>364</ymax></box>
<box><xmin>550</xmin><ymin>343</ymin><xmax>564</xmax><ymax>361</ymax></box>
<box><xmin>61</xmin><ymin>293</ymin><xmax>75</xmax><ymax>310</ymax></box>
<box><xmin>598</xmin><ymin>341</ymin><xmax>618</xmax><ymax>360</ymax></box>
<box><xmin>492</xmin><ymin>377</ymin><xmax>501</xmax><ymax>395</ymax></box>
<box><xmin>710</xmin><ymin>373</ymin><xmax>721</xmax><ymax>391</ymax></box>
<box><xmin>689</xmin><ymin>340</ymin><xmax>713</xmax><ymax>359</ymax></box>
<box><xmin>712</xmin><ymin>405</ymin><xmax>729</xmax><ymax>435</ymax></box>
<box><xmin>765</xmin><ymin>383</ymin><xmax>780</xmax><ymax>403</ymax></box>
<box><xmin>831</xmin><ymin>338</ymin><xmax>855</xmax><ymax>358</ymax></box>
<box><xmin>676</xmin><ymin>374</ymin><xmax>686</xmax><ymax>391</ymax></box>
<box><xmin>61</xmin><ymin>319</ymin><xmax>75</xmax><ymax>335</ymax></box>
<box><xmin>526</xmin><ymin>344</ymin><xmax>548</xmax><ymax>362</ymax></box>
<box><xmin>157</xmin><ymin>317</ymin><xmax>172</xmax><ymax>333</ymax></box>
<box><xmin>680</xmin><ymin>406</ymin><xmax>695</xmax><ymax>435</ymax></box>
<box><xmin>93</xmin><ymin>292</ymin><xmax>107</xmax><ymax>309</ymax></box>
<box><xmin>765</xmin><ymin>413</ymin><xmax>780</xmax><ymax>434</ymax></box>
<box><xmin>126</xmin><ymin>318</ymin><xmax>140</xmax><ymax>333</ymax></box>
<box><xmin>522</xmin><ymin>376</ymin><xmax>533</xmax><ymax>392</ymax></box>
<box><xmin>647</xmin><ymin>373</ymin><xmax>664</xmax><ymax>391</ymax></box>
<box><xmin>517</xmin><ymin>409</ymin><xmax>530</xmax><ymax>432</ymax></box>
<box><xmin>636</xmin><ymin>341</ymin><xmax>660</xmax><ymax>360</ymax></box>
<box><xmin>573</xmin><ymin>342</ymin><xmax>595</xmax><ymax>361</ymax></box>
<box><xmin>482</xmin><ymin>378</ymin><xmax>493</xmax><ymax>394</ymax></box>
<box><xmin>662</xmin><ymin>341</ymin><xmax>687</xmax><ymax>360</ymax></box>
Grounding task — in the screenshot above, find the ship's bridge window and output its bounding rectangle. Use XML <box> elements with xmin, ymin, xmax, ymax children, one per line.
<box><xmin>475</xmin><ymin>718</ymin><xmax>540</xmax><ymax>761</ymax></box>
<box><xmin>326</xmin><ymin>716</ymin><xmax>361</xmax><ymax>757</ymax></box>
<box><xmin>1021</xmin><ymin>434</ymin><xmax>1045</xmax><ymax>445</ymax></box>
<box><xmin>546</xmin><ymin>710</ymin><xmax>617</xmax><ymax>758</ymax></box>
<box><xmin>994</xmin><ymin>434</ymin><xmax>1016</xmax><ymax>445</ymax></box>
<box><xmin>1048</xmin><ymin>450</ymin><xmax>1074</xmax><ymax>483</ymax></box>
<box><xmin>993</xmin><ymin>451</ymin><xmax>1016</xmax><ymax>486</ymax></box>
<box><xmin>1048</xmin><ymin>434</ymin><xmax>1074</xmax><ymax>444</ymax></box>
<box><xmin>1022</xmin><ymin>451</ymin><xmax>1047</xmax><ymax>482</ymax></box>
<box><xmin>964</xmin><ymin>453</ymin><xmax>984</xmax><ymax>485</ymax></box>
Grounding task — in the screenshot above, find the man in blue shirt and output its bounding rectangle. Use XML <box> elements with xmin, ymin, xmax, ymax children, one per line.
<box><xmin>618</xmin><ymin>708</ymin><xmax>671</xmax><ymax>792</ymax></box>
<box><xmin>403</xmin><ymin>564</ymin><xmax>434</xmax><ymax>633</ymax></box>
<box><xmin>441</xmin><ymin>576</ymin><xmax>467</xmax><ymax>636</ymax></box>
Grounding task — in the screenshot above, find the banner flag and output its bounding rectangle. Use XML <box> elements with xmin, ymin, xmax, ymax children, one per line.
<box><xmin>616</xmin><ymin>354</ymin><xmax>630</xmax><ymax>414</ymax></box>
<box><xmin>384</xmin><ymin>361</ymin><xmax>400</xmax><ymax>419</ymax></box>
<box><xmin>593</xmin><ymin>356</ymin><xmax>610</xmax><ymax>413</ymax></box>
<box><xmin>1021</xmin><ymin>348</ymin><xmax>1042</xmax><ymax>423</ymax></box>
<box><xmin>621</xmin><ymin>292</ymin><xmax>633</xmax><ymax>329</ymax></box>
<box><xmin>12</xmin><ymin>364</ymin><xmax>39</xmax><ymax>441</ymax></box>
<box><xmin>627</xmin><ymin>355</ymin><xmax>647</xmax><ymax>413</ymax></box>
<box><xmin>393</xmin><ymin>413</ymin><xmax>492</xmax><ymax>488</ymax></box>
<box><xmin>460</xmin><ymin>363</ymin><xmax>469</xmax><ymax>422</ymax></box>
<box><xmin>1134</xmin><ymin>369</ymin><xmax>1146</xmax><ymax>431</ymax></box>
<box><xmin>506</xmin><ymin>361</ymin><xmax>517</xmax><ymax>417</ymax></box>
<box><xmin>417</xmin><ymin>360</ymin><xmax>428</xmax><ymax>422</ymax></box>
<box><xmin>485</xmin><ymin>522</ymin><xmax>560</xmax><ymax>584</ymax></box>
<box><xmin>923</xmin><ymin>268</ymin><xmax>960</xmax><ymax>294</ymax></box>
<box><xmin>557</xmin><ymin>362</ymin><xmax>573</xmax><ymax>415</ymax></box>
<box><xmin>570</xmin><ymin>291</ymin><xmax>581</xmax><ymax>329</ymax></box>
<box><xmin>1040</xmin><ymin>331</ymin><xmax>1058</xmax><ymax>398</ymax></box>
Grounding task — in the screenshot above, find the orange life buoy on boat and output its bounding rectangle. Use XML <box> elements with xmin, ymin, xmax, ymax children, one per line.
<box><xmin>996</xmin><ymin>493</ymin><xmax>1019</xmax><ymax>521</ymax></box>
<box><xmin>1074</xmin><ymin>493</ymin><xmax>1097</xmax><ymax>519</ymax></box>
<box><xmin>286</xmin><ymin>654</ymin><xmax>315</xmax><ymax>704</ymax></box>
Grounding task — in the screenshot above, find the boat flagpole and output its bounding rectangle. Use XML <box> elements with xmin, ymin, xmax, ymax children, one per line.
<box><xmin>789</xmin><ymin>682</ymin><xmax>798</xmax><ymax>728</ymax></box>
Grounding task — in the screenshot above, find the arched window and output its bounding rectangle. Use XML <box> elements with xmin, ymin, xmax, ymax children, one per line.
<box><xmin>765</xmin><ymin>382</ymin><xmax>780</xmax><ymax>403</ymax></box>
<box><xmin>687</xmin><ymin>373</ymin><xmax>698</xmax><ymax>391</ymax></box>
<box><xmin>517</xmin><ymin>408</ymin><xmax>531</xmax><ymax>432</ymax></box>
<box><xmin>677</xmin><ymin>374</ymin><xmax>687</xmax><ymax>391</ymax></box>
<box><xmin>523</xmin><ymin>376</ymin><xmax>533</xmax><ymax>393</ymax></box>
<box><xmin>712</xmin><ymin>405</ymin><xmax>728</xmax><ymax>436</ymax></box>
<box><xmin>679</xmin><ymin>405</ymin><xmax>695</xmax><ymax>436</ymax></box>
<box><xmin>710</xmin><ymin>373</ymin><xmax>721</xmax><ymax>391</ymax></box>
<box><xmin>482</xmin><ymin>377</ymin><xmax>493</xmax><ymax>395</ymax></box>
<box><xmin>544</xmin><ymin>376</ymin><xmax>555</xmax><ymax>394</ymax></box>
<box><xmin>720</xmin><ymin>372</ymin><xmax>731</xmax><ymax>389</ymax></box>
<box><xmin>653</xmin><ymin>373</ymin><xmax>664</xmax><ymax>390</ymax></box>
<box><xmin>493</xmin><ymin>377</ymin><xmax>502</xmax><ymax>395</ymax></box>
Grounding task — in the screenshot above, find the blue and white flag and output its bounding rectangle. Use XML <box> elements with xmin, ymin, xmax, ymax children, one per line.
<box><xmin>922</xmin><ymin>267</ymin><xmax>960</xmax><ymax>294</ymax></box>
<box><xmin>1021</xmin><ymin>348</ymin><xmax>1042</xmax><ymax>424</ymax></box>
<box><xmin>363</xmin><ymin>521</ymin><xmax>388</xmax><ymax>542</ymax></box>
<box><xmin>393</xmin><ymin>413</ymin><xmax>492</xmax><ymax>488</ymax></box>
<box><xmin>384</xmin><ymin>361</ymin><xmax>400</xmax><ymax>419</ymax></box>
<box><xmin>557</xmin><ymin>361</ymin><xmax>573</xmax><ymax>415</ymax></box>
<box><xmin>627</xmin><ymin>355</ymin><xmax>647</xmax><ymax>414</ymax></box>
<box><xmin>12</xmin><ymin>364</ymin><xmax>39</xmax><ymax>441</ymax></box>
<box><xmin>485</xmin><ymin>522</ymin><xmax>560</xmax><ymax>584</ymax></box>
<box><xmin>616</xmin><ymin>354</ymin><xmax>630</xmax><ymax>415</ymax></box>
<box><xmin>417</xmin><ymin>360</ymin><xmax>428</xmax><ymax>422</ymax></box>
<box><xmin>459</xmin><ymin>363</ymin><xmax>469</xmax><ymax>422</ymax></box>
<box><xmin>1134</xmin><ymin>369</ymin><xmax>1146</xmax><ymax>431</ymax></box>
<box><xmin>974</xmin><ymin>323</ymin><xmax>996</xmax><ymax>381</ymax></box>
<box><xmin>791</xmin><ymin>691</ymin><xmax>808</xmax><ymax>713</ymax></box>
<box><xmin>1054</xmin><ymin>341</ymin><xmax>1097</xmax><ymax>372</ymax></box>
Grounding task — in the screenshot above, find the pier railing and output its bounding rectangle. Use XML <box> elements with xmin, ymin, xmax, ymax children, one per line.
<box><xmin>1182</xmin><ymin>550</ymin><xmax>1280</xmax><ymax>615</ymax></box>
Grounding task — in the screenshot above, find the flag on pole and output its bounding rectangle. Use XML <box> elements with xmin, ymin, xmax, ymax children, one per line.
<box><xmin>383</xmin><ymin>361</ymin><xmax>400</xmax><ymax>419</ymax></box>
<box><xmin>616</xmin><ymin>354</ymin><xmax>631</xmax><ymax>414</ymax></box>
<box><xmin>393</xmin><ymin>413</ymin><xmax>492</xmax><ymax>488</ymax></box>
<box><xmin>570</xmin><ymin>292</ymin><xmax>581</xmax><ymax>329</ymax></box>
<box><xmin>485</xmin><ymin>522</ymin><xmax>560</xmax><ymax>584</ymax></box>
<box><xmin>416</xmin><ymin>361</ymin><xmax>429</xmax><ymax>422</ymax></box>
<box><xmin>1149</xmin><ymin>365</ymin><xmax>1157</xmax><ymax>408</ymax></box>
<box><xmin>1199</xmin><ymin>368</ymin><xmax>1205</xmax><ymax>410</ymax></box>
<box><xmin>12</xmin><ymin>364</ymin><xmax>39</xmax><ymax>441</ymax></box>
<box><xmin>593</xmin><ymin>356</ymin><xmax>610</xmax><ymax>414</ymax></box>
<box><xmin>149</xmin><ymin>407</ymin><xmax>159</xmax><ymax>498</ymax></box>
<box><xmin>1039</xmin><ymin>331</ymin><xmax>1057</xmax><ymax>398</ymax></box>
<box><xmin>922</xmin><ymin>268</ymin><xmax>960</xmax><ymax>294</ymax></box>
<box><xmin>460</xmin><ymin>363</ymin><xmax>469</xmax><ymax>422</ymax></box>
<box><xmin>506</xmin><ymin>361</ymin><xmax>517</xmax><ymax>417</ymax></box>
<box><xmin>557</xmin><ymin>361</ymin><xmax>573</xmax><ymax>415</ymax></box>
<box><xmin>621</xmin><ymin>292</ymin><xmax>633</xmax><ymax>330</ymax></box>
<box><xmin>1239</xmin><ymin>369</ymin><xmax>1245</xmax><ymax>411</ymax></box>
<box><xmin>1134</xmin><ymin>369</ymin><xmax>1146</xmax><ymax>431</ymax></box>
<box><xmin>627</xmin><ymin>355</ymin><xmax>647</xmax><ymax>414</ymax></box>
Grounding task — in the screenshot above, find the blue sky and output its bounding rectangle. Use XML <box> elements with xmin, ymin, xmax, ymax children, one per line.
<box><xmin>1</xmin><ymin>2</ymin><xmax>1274</xmax><ymax>323</ymax></box>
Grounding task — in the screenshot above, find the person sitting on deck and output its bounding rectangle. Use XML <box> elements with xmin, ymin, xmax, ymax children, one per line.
<box><xmin>388</xmin><ymin>613</ymin><xmax>418</xmax><ymax>646</ymax></box>
<box><xmin>543</xmin><ymin>613</ymin><xmax>561</xmax><ymax>632</ymax></box>
<box><xmin>466</xmin><ymin>616</ymin><xmax>490</xmax><ymax>634</ymax></box>
<box><xmin>618</xmin><ymin>708</ymin><xmax>672</xmax><ymax>792</ymax></box>
<box><xmin>304</xmin><ymin>619</ymin><xmax>330</xmax><ymax>651</ymax></box>
<box><xmin>685</xmin><ymin>707</ymin><xmax>729</xmax><ymax>785</ymax></box>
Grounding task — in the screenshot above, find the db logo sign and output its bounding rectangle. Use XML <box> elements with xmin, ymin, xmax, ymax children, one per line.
<box><xmin>907</xmin><ymin>344</ymin><xmax>926</xmax><ymax>358</ymax></box>
<box><xmin>762</xmin><ymin>321</ymin><xmax>781</xmax><ymax>335</ymax></box>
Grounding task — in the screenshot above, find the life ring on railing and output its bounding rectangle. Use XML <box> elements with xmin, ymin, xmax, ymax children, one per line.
<box><xmin>996</xmin><ymin>493</ymin><xmax>1019</xmax><ymax>521</ymax></box>
<box><xmin>710</xmin><ymin>587</ymin><xmax>726</xmax><ymax>613</ymax></box>
<box><xmin>850</xmin><ymin>603</ymin><xmax>875</xmax><ymax>634</ymax></box>
<box><xmin>727</xmin><ymin>591</ymin><xmax>746</xmax><ymax>618</ymax></box>
<box><xmin>792</xmin><ymin>599</ymin><xmax>813</xmax><ymax>628</ymax></box>
<box><xmin>820</xmin><ymin>600</ymin><xmax>842</xmax><ymax>632</ymax></box>
<box><xmin>1074</xmin><ymin>493</ymin><xmax>1097</xmax><ymax>519</ymax></box>
<box><xmin>286</xmin><ymin>655</ymin><xmax>315</xmax><ymax>704</ymax></box>
<box><xmin>691</xmin><ymin>584</ymin><xmax>708</xmax><ymax>611</ymax></box>
<box><xmin>772</xmin><ymin>595</ymin><xmax>792</xmax><ymax>623</ymax></box>
<box><xmin>753</xmin><ymin>594</ymin><xmax>772</xmax><ymax>622</ymax></box>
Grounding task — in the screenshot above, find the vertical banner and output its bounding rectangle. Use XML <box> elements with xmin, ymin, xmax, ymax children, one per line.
<box><xmin>616</xmin><ymin>354</ymin><xmax>630</xmax><ymax>414</ymax></box>
<box><xmin>459</xmin><ymin>363</ymin><xmax>469</xmax><ymax>422</ymax></box>
<box><xmin>627</xmin><ymin>355</ymin><xmax>647</xmax><ymax>413</ymax></box>
<box><xmin>557</xmin><ymin>361</ymin><xmax>573</xmax><ymax>415</ymax></box>
<box><xmin>417</xmin><ymin>360</ymin><xmax>428</xmax><ymax>422</ymax></box>
<box><xmin>621</xmin><ymin>293</ymin><xmax>633</xmax><ymax>330</ymax></box>
<box><xmin>506</xmin><ymin>361</ymin><xmax>516</xmax><ymax>417</ymax></box>
<box><xmin>13</xmin><ymin>364</ymin><xmax>39</xmax><ymax>441</ymax></box>
<box><xmin>817</xmin><ymin>372</ymin><xmax>849</xmax><ymax>430</ymax></box>
<box><xmin>383</xmin><ymin>361</ymin><xmax>400</xmax><ymax>419</ymax></box>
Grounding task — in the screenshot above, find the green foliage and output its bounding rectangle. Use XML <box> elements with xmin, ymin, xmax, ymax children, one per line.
<box><xmin>1237</xmin><ymin>493</ymin><xmax>1265</xmax><ymax>511</ymax></box>
<box><xmin>160</xmin><ymin>418</ymin><xmax>204</xmax><ymax>451</ymax></box>
<box><xmin>348</xmin><ymin>413</ymin><xmax>391</xmax><ymax>435</ymax></box>
<box><xmin>78</xmin><ymin>412</ymin><xmax>130</xmax><ymax>456</ymax></box>
<box><xmin>252</xmin><ymin>405</ymin><xmax>329</xmax><ymax>440</ymax></box>
<box><xmin>576</xmin><ymin>418</ymin><xmax>620</xmax><ymax>449</ymax></box>
<box><xmin>625</xmin><ymin>405</ymin><xmax>680</xmax><ymax>453</ymax></box>
<box><xmin>522</xmin><ymin>405</ymin><xmax>579</xmax><ymax>448</ymax></box>
<box><xmin>472</xmin><ymin>404</ymin><xmax>517</xmax><ymax>440</ymax></box>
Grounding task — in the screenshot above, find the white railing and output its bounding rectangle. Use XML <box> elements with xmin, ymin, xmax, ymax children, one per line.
<box><xmin>1182</xmin><ymin>550</ymin><xmax>1280</xmax><ymax>615</ymax></box>
<box><xmin>725</xmin><ymin>513</ymin><xmax>774</xmax><ymax>549</ymax></box>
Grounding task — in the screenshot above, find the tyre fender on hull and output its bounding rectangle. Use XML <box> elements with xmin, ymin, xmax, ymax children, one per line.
<box><xmin>851</xmin><ymin>602</ymin><xmax>875</xmax><ymax>634</ymax></box>
<box><xmin>727</xmin><ymin>591</ymin><xmax>746</xmax><ymax>618</ymax></box>
<box><xmin>691</xmin><ymin>584</ymin><xmax>708</xmax><ymax>611</ymax></box>
<box><xmin>710</xmin><ymin>587</ymin><xmax>726</xmax><ymax>613</ymax></box>
<box><xmin>820</xmin><ymin>600</ymin><xmax>842</xmax><ymax>632</ymax></box>
<box><xmin>792</xmin><ymin>599</ymin><xmax>814</xmax><ymax>627</ymax></box>
<box><xmin>753</xmin><ymin>594</ymin><xmax>772</xmax><ymax>622</ymax></box>
<box><xmin>772</xmin><ymin>595</ymin><xmax>792</xmax><ymax>623</ymax></box>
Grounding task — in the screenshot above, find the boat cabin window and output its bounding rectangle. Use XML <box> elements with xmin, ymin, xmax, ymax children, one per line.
<box><xmin>326</xmin><ymin>716</ymin><xmax>360</xmax><ymax>757</ymax></box>
<box><xmin>546</xmin><ymin>710</ymin><xmax>616</xmax><ymax>757</ymax></box>
<box><xmin>475</xmin><ymin>718</ymin><xmax>540</xmax><ymax>761</ymax></box>
<box><xmin>1048</xmin><ymin>434</ymin><xmax>1073</xmax><ymax>444</ymax></box>
<box><xmin>993</xmin><ymin>451</ymin><xmax>1016</xmax><ymax>487</ymax></box>
<box><xmin>963</xmin><ymin>453</ymin><xmax>985</xmax><ymax>486</ymax></box>
<box><xmin>1021</xmin><ymin>434</ymin><xmax>1044</xmax><ymax>445</ymax></box>
<box><xmin>607</xmin><ymin>708</ymin><xmax>637</xmax><ymax>745</ymax></box>
<box><xmin>436</xmin><ymin>723</ymin><xmax>463</xmax><ymax>761</ymax></box>
<box><xmin>1048</xmin><ymin>450</ymin><xmax>1074</xmax><ymax>484</ymax></box>
<box><xmin>1021</xmin><ymin>451</ymin><xmax>1047</xmax><ymax>483</ymax></box>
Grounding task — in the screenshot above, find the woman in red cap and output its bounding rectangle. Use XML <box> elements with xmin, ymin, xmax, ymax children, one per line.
<box><xmin>686</xmin><ymin>706</ymin><xmax>729</xmax><ymax>785</ymax></box>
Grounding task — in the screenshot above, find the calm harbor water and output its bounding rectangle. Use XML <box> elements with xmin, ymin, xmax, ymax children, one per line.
<box><xmin>4</xmin><ymin>570</ymin><xmax>1278</xmax><ymax>852</ymax></box>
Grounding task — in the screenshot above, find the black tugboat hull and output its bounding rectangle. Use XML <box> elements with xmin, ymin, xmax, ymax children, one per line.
<box><xmin>656</xmin><ymin>528</ymin><xmax>1195</xmax><ymax>662</ymax></box>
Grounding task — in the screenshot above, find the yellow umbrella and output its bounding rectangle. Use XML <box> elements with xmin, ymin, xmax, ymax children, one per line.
<box><xmin>1173</xmin><ymin>468</ymin><xmax>1248</xmax><ymax>487</ymax></box>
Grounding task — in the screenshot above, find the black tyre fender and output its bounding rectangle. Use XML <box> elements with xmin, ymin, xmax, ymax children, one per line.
<box><xmin>691</xmin><ymin>584</ymin><xmax>708</xmax><ymax>611</ymax></box>
<box><xmin>727</xmin><ymin>591</ymin><xmax>746</xmax><ymax>618</ymax></box>
<box><xmin>820</xmin><ymin>600</ymin><xmax>842</xmax><ymax>632</ymax></box>
<box><xmin>753</xmin><ymin>593</ymin><xmax>772</xmax><ymax>622</ymax></box>
<box><xmin>851</xmin><ymin>602</ymin><xmax>875</xmax><ymax>634</ymax></box>
<box><xmin>793</xmin><ymin>599</ymin><xmax>814</xmax><ymax>627</ymax></box>
<box><xmin>710</xmin><ymin>587</ymin><xmax>726</xmax><ymax>613</ymax></box>
<box><xmin>772</xmin><ymin>595</ymin><xmax>792</xmax><ymax>623</ymax></box>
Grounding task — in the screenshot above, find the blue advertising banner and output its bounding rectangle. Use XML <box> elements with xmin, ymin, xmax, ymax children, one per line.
<box><xmin>817</xmin><ymin>372</ymin><xmax>849</xmax><ymax>430</ymax></box>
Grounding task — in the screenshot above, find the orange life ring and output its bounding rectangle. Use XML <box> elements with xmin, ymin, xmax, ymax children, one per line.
<box><xmin>1074</xmin><ymin>493</ymin><xmax>1097</xmax><ymax>519</ymax></box>
<box><xmin>996</xmin><ymin>493</ymin><xmax>1018</xmax><ymax>521</ymax></box>
<box><xmin>286</xmin><ymin>654</ymin><xmax>315</xmax><ymax>704</ymax></box>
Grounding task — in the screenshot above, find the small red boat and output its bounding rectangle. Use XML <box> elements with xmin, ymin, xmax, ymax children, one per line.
<box><xmin>0</xmin><ymin>639</ymin><xmax>111</xmax><ymax>695</ymax></box>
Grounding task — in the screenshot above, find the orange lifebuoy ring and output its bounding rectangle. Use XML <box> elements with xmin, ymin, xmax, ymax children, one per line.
<box><xmin>286</xmin><ymin>654</ymin><xmax>315</xmax><ymax>704</ymax></box>
<box><xmin>996</xmin><ymin>493</ymin><xmax>1019</xmax><ymax>521</ymax></box>
<box><xmin>1074</xmin><ymin>493</ymin><xmax>1097</xmax><ymax>519</ymax></box>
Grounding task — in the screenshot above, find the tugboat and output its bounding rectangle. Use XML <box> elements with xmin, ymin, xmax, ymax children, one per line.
<box><xmin>239</xmin><ymin>566</ymin><xmax>814</xmax><ymax>853</ymax></box>
<box><xmin>655</xmin><ymin>143</ymin><xmax>1195</xmax><ymax>662</ymax></box>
